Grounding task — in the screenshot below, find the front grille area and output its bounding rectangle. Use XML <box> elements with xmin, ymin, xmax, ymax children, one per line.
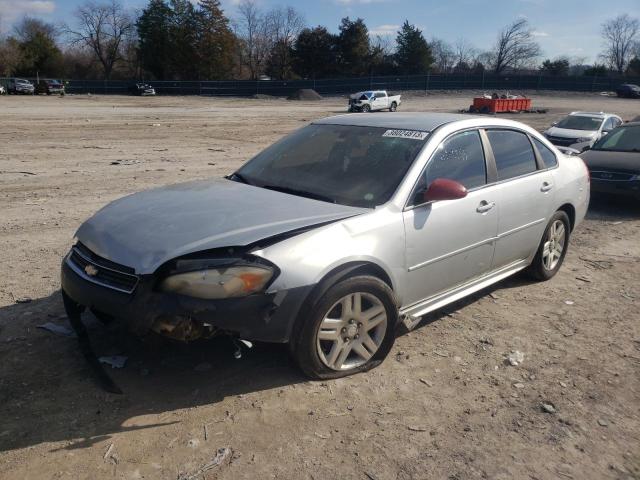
<box><xmin>67</xmin><ymin>244</ymin><xmax>139</xmax><ymax>294</ymax></box>
<box><xmin>547</xmin><ymin>136</ymin><xmax>578</xmax><ymax>147</ymax></box>
<box><xmin>590</xmin><ymin>170</ymin><xmax>636</xmax><ymax>181</ymax></box>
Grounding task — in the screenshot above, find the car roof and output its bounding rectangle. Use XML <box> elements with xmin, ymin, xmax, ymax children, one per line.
<box><xmin>568</xmin><ymin>111</ymin><xmax>606</xmax><ymax>118</ymax></box>
<box><xmin>313</xmin><ymin>112</ymin><xmax>472</xmax><ymax>132</ymax></box>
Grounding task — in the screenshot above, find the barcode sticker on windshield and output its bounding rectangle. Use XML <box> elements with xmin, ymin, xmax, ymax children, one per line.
<box><xmin>382</xmin><ymin>129</ymin><xmax>428</xmax><ymax>140</ymax></box>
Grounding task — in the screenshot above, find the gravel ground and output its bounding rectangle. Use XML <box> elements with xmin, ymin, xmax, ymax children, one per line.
<box><xmin>0</xmin><ymin>92</ymin><xmax>639</xmax><ymax>480</ymax></box>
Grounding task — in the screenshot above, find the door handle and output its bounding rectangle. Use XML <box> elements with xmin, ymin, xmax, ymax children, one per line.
<box><xmin>541</xmin><ymin>182</ymin><xmax>554</xmax><ymax>192</ymax></box>
<box><xmin>476</xmin><ymin>201</ymin><xmax>495</xmax><ymax>213</ymax></box>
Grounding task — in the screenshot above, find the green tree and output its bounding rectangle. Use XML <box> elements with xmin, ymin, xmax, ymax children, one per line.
<box><xmin>583</xmin><ymin>64</ymin><xmax>609</xmax><ymax>76</ymax></box>
<box><xmin>168</xmin><ymin>0</ymin><xmax>200</xmax><ymax>79</ymax></box>
<box><xmin>540</xmin><ymin>58</ymin><xmax>570</xmax><ymax>76</ymax></box>
<box><xmin>137</xmin><ymin>0</ymin><xmax>173</xmax><ymax>79</ymax></box>
<box><xmin>395</xmin><ymin>21</ymin><xmax>433</xmax><ymax>74</ymax></box>
<box><xmin>196</xmin><ymin>0</ymin><xmax>236</xmax><ymax>79</ymax></box>
<box><xmin>337</xmin><ymin>17</ymin><xmax>370</xmax><ymax>76</ymax></box>
<box><xmin>292</xmin><ymin>26</ymin><xmax>336</xmax><ymax>78</ymax></box>
<box><xmin>626</xmin><ymin>56</ymin><xmax>640</xmax><ymax>76</ymax></box>
<box><xmin>13</xmin><ymin>18</ymin><xmax>64</xmax><ymax>77</ymax></box>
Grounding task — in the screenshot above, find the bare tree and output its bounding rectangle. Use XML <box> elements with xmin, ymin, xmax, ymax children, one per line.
<box><xmin>453</xmin><ymin>38</ymin><xmax>477</xmax><ymax>69</ymax></box>
<box><xmin>491</xmin><ymin>19</ymin><xmax>541</xmax><ymax>74</ymax></box>
<box><xmin>264</xmin><ymin>5</ymin><xmax>305</xmax><ymax>79</ymax></box>
<box><xmin>235</xmin><ymin>0</ymin><xmax>271</xmax><ymax>79</ymax></box>
<box><xmin>65</xmin><ymin>0</ymin><xmax>134</xmax><ymax>79</ymax></box>
<box><xmin>600</xmin><ymin>14</ymin><xmax>639</xmax><ymax>74</ymax></box>
<box><xmin>430</xmin><ymin>38</ymin><xmax>455</xmax><ymax>73</ymax></box>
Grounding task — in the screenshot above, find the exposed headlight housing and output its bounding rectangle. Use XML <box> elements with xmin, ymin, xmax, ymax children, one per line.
<box><xmin>159</xmin><ymin>263</ymin><xmax>275</xmax><ymax>299</ymax></box>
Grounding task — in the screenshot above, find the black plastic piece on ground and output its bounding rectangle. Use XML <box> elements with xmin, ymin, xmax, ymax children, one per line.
<box><xmin>62</xmin><ymin>291</ymin><xmax>123</xmax><ymax>394</ymax></box>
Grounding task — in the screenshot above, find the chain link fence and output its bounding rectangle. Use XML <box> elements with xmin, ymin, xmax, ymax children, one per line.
<box><xmin>27</xmin><ymin>73</ymin><xmax>640</xmax><ymax>96</ymax></box>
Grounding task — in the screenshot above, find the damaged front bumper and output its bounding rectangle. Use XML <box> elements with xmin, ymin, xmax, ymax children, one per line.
<box><xmin>60</xmin><ymin>251</ymin><xmax>312</xmax><ymax>344</ymax></box>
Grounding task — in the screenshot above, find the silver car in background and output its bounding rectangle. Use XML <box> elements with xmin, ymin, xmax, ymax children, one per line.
<box><xmin>61</xmin><ymin>113</ymin><xmax>590</xmax><ymax>382</ymax></box>
<box><xmin>543</xmin><ymin>111</ymin><xmax>622</xmax><ymax>151</ymax></box>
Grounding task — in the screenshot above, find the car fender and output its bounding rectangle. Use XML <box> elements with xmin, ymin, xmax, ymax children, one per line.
<box><xmin>252</xmin><ymin>206</ymin><xmax>405</xmax><ymax>299</ymax></box>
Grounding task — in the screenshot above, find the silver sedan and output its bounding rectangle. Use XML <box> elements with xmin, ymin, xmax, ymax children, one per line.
<box><xmin>61</xmin><ymin>113</ymin><xmax>590</xmax><ymax>381</ymax></box>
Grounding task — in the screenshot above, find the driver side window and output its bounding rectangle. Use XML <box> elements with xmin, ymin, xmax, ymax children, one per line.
<box><xmin>412</xmin><ymin>130</ymin><xmax>487</xmax><ymax>205</ymax></box>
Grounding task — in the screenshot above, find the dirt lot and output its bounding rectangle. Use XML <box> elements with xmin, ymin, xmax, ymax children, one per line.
<box><xmin>0</xmin><ymin>92</ymin><xmax>639</xmax><ymax>480</ymax></box>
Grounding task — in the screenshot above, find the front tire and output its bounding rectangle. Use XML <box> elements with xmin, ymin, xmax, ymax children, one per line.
<box><xmin>290</xmin><ymin>275</ymin><xmax>397</xmax><ymax>379</ymax></box>
<box><xmin>526</xmin><ymin>211</ymin><xmax>570</xmax><ymax>281</ymax></box>
<box><xmin>361</xmin><ymin>104</ymin><xmax>371</xmax><ymax>113</ymax></box>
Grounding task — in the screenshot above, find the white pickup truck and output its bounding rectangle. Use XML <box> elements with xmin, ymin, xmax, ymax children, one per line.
<box><xmin>348</xmin><ymin>90</ymin><xmax>402</xmax><ymax>112</ymax></box>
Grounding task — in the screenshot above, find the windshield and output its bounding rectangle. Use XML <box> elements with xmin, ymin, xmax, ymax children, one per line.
<box><xmin>234</xmin><ymin>124</ymin><xmax>429</xmax><ymax>208</ymax></box>
<box><xmin>591</xmin><ymin>125</ymin><xmax>640</xmax><ymax>153</ymax></box>
<box><xmin>555</xmin><ymin>115</ymin><xmax>603</xmax><ymax>131</ymax></box>
<box><xmin>17</xmin><ymin>79</ymin><xmax>30</xmax><ymax>84</ymax></box>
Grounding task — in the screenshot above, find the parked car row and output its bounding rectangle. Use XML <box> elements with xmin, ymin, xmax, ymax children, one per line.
<box><xmin>0</xmin><ymin>79</ymin><xmax>159</xmax><ymax>96</ymax></box>
<box><xmin>0</xmin><ymin>78</ymin><xmax>65</xmax><ymax>95</ymax></box>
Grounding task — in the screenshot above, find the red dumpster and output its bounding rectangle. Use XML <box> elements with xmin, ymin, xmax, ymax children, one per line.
<box><xmin>472</xmin><ymin>97</ymin><xmax>532</xmax><ymax>113</ymax></box>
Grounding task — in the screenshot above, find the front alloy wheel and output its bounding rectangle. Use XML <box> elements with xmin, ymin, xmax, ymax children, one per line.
<box><xmin>317</xmin><ymin>292</ymin><xmax>387</xmax><ymax>370</ymax></box>
<box><xmin>291</xmin><ymin>275</ymin><xmax>397</xmax><ymax>379</ymax></box>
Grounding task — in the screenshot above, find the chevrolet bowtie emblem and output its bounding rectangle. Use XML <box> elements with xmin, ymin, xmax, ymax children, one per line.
<box><xmin>84</xmin><ymin>264</ymin><xmax>99</xmax><ymax>276</ymax></box>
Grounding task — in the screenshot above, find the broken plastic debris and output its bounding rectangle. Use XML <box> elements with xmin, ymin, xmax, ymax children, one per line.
<box><xmin>98</xmin><ymin>355</ymin><xmax>128</xmax><ymax>369</ymax></box>
<box><xmin>37</xmin><ymin>322</ymin><xmax>76</xmax><ymax>337</ymax></box>
<box><xmin>178</xmin><ymin>447</ymin><xmax>232</xmax><ymax>480</ymax></box>
<box><xmin>507</xmin><ymin>350</ymin><xmax>524</xmax><ymax>366</ymax></box>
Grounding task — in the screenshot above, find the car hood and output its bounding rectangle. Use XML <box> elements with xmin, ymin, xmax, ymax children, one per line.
<box><xmin>545</xmin><ymin>127</ymin><xmax>597</xmax><ymax>138</ymax></box>
<box><xmin>76</xmin><ymin>178</ymin><xmax>366</xmax><ymax>274</ymax></box>
<box><xmin>580</xmin><ymin>150</ymin><xmax>640</xmax><ymax>173</ymax></box>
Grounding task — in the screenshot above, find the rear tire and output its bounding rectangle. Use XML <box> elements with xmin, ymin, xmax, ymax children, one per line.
<box><xmin>290</xmin><ymin>275</ymin><xmax>397</xmax><ymax>379</ymax></box>
<box><xmin>526</xmin><ymin>211</ymin><xmax>571</xmax><ymax>281</ymax></box>
<box><xmin>389</xmin><ymin>102</ymin><xmax>397</xmax><ymax>112</ymax></box>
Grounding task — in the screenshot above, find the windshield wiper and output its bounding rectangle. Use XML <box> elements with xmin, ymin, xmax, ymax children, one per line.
<box><xmin>261</xmin><ymin>184</ymin><xmax>336</xmax><ymax>204</ymax></box>
<box><xmin>228</xmin><ymin>172</ymin><xmax>252</xmax><ymax>185</ymax></box>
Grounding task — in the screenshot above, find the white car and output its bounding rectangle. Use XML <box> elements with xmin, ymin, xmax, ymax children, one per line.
<box><xmin>348</xmin><ymin>90</ymin><xmax>401</xmax><ymax>112</ymax></box>
<box><xmin>543</xmin><ymin>111</ymin><xmax>622</xmax><ymax>151</ymax></box>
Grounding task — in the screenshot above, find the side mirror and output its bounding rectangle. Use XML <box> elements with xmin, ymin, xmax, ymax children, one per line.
<box><xmin>602</xmin><ymin>130</ymin><xmax>610</xmax><ymax>135</ymax></box>
<box><xmin>551</xmin><ymin>121</ymin><xmax>558</xmax><ymax>126</ymax></box>
<box><xmin>423</xmin><ymin>178</ymin><xmax>468</xmax><ymax>203</ymax></box>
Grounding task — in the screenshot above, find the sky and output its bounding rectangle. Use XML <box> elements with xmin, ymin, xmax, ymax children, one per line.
<box><xmin>2</xmin><ymin>0</ymin><xmax>639</xmax><ymax>63</ymax></box>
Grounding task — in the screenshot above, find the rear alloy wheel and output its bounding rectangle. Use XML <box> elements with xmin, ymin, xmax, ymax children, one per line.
<box><xmin>291</xmin><ymin>275</ymin><xmax>397</xmax><ymax>379</ymax></box>
<box><xmin>389</xmin><ymin>102</ymin><xmax>397</xmax><ymax>112</ymax></box>
<box><xmin>527</xmin><ymin>211</ymin><xmax>570</xmax><ymax>281</ymax></box>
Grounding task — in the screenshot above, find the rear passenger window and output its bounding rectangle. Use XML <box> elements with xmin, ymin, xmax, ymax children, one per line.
<box><xmin>420</xmin><ymin>130</ymin><xmax>487</xmax><ymax>192</ymax></box>
<box><xmin>532</xmin><ymin>138</ymin><xmax>558</xmax><ymax>168</ymax></box>
<box><xmin>487</xmin><ymin>130</ymin><xmax>538</xmax><ymax>180</ymax></box>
